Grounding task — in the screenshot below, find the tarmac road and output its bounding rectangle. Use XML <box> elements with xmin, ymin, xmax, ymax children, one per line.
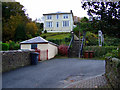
<box><xmin>2</xmin><ymin>58</ymin><xmax>105</xmax><ymax>88</ymax></box>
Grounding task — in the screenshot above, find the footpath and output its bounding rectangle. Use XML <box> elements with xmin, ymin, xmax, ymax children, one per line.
<box><xmin>63</xmin><ymin>74</ymin><xmax>112</xmax><ymax>88</ymax></box>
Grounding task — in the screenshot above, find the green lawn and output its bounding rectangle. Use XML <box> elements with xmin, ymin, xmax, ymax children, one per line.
<box><xmin>40</xmin><ymin>33</ymin><xmax>71</xmax><ymax>40</ymax></box>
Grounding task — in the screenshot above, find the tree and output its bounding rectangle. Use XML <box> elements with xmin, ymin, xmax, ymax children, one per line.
<box><xmin>3</xmin><ymin>14</ymin><xmax>27</xmax><ymax>41</ymax></box>
<box><xmin>80</xmin><ymin>17</ymin><xmax>89</xmax><ymax>22</ymax></box>
<box><xmin>14</xmin><ymin>24</ymin><xmax>26</xmax><ymax>41</ymax></box>
<box><xmin>2</xmin><ymin>2</ymin><xmax>30</xmax><ymax>42</ymax></box>
<box><xmin>82</xmin><ymin>1</ymin><xmax>120</xmax><ymax>38</ymax></box>
<box><xmin>2</xmin><ymin>2</ymin><xmax>27</xmax><ymax>23</ymax></box>
<box><xmin>25</xmin><ymin>22</ymin><xmax>38</xmax><ymax>38</ymax></box>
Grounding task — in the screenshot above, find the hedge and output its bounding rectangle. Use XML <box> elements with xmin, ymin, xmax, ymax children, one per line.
<box><xmin>83</xmin><ymin>46</ymin><xmax>118</xmax><ymax>58</ymax></box>
<box><xmin>2</xmin><ymin>43</ymin><xmax>9</xmax><ymax>51</ymax></box>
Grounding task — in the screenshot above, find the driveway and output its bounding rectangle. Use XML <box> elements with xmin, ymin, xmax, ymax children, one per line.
<box><xmin>2</xmin><ymin>58</ymin><xmax>105</xmax><ymax>88</ymax></box>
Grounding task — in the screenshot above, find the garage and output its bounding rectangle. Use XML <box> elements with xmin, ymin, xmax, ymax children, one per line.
<box><xmin>20</xmin><ymin>36</ymin><xmax>58</xmax><ymax>60</ymax></box>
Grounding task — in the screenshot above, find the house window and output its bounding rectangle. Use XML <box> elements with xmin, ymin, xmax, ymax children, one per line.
<box><xmin>47</xmin><ymin>15</ymin><xmax>52</xmax><ymax>19</ymax></box>
<box><xmin>46</xmin><ymin>22</ymin><xmax>53</xmax><ymax>27</ymax></box>
<box><xmin>31</xmin><ymin>44</ymin><xmax>37</xmax><ymax>49</ymax></box>
<box><xmin>56</xmin><ymin>22</ymin><xmax>59</xmax><ymax>27</ymax></box>
<box><xmin>63</xmin><ymin>14</ymin><xmax>68</xmax><ymax>19</ymax></box>
<box><xmin>62</xmin><ymin>21</ymin><xmax>69</xmax><ymax>27</ymax></box>
<box><xmin>56</xmin><ymin>15</ymin><xmax>59</xmax><ymax>19</ymax></box>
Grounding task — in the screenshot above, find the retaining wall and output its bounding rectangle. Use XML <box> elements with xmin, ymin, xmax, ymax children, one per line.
<box><xmin>1</xmin><ymin>50</ymin><xmax>35</xmax><ymax>72</ymax></box>
<box><xmin>105</xmin><ymin>57</ymin><xmax>120</xmax><ymax>88</ymax></box>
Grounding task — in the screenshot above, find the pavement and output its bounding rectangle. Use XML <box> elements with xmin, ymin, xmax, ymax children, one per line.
<box><xmin>2</xmin><ymin>58</ymin><xmax>106</xmax><ymax>88</ymax></box>
<box><xmin>63</xmin><ymin>74</ymin><xmax>111</xmax><ymax>88</ymax></box>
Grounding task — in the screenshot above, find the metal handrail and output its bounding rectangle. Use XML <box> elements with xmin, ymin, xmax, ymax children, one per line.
<box><xmin>79</xmin><ymin>31</ymin><xmax>86</xmax><ymax>58</ymax></box>
<box><xmin>67</xmin><ymin>35</ymin><xmax>74</xmax><ymax>51</ymax></box>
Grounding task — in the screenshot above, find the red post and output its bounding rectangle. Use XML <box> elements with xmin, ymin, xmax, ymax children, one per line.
<box><xmin>35</xmin><ymin>48</ymin><xmax>41</xmax><ymax>61</ymax></box>
<box><xmin>47</xmin><ymin>49</ymin><xmax>48</xmax><ymax>60</ymax></box>
<box><xmin>39</xmin><ymin>50</ymin><xmax>41</xmax><ymax>61</ymax></box>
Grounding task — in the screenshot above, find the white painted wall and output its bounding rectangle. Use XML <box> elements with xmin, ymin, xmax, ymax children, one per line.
<box><xmin>48</xmin><ymin>43</ymin><xmax>58</xmax><ymax>59</ymax></box>
<box><xmin>21</xmin><ymin>44</ymin><xmax>31</xmax><ymax>49</ymax></box>
<box><xmin>21</xmin><ymin>43</ymin><xmax>58</xmax><ymax>60</ymax></box>
<box><xmin>44</xmin><ymin>13</ymin><xmax>73</xmax><ymax>32</ymax></box>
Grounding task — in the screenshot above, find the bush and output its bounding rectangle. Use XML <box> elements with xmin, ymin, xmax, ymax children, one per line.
<box><xmin>104</xmin><ymin>49</ymin><xmax>119</xmax><ymax>58</ymax></box>
<box><xmin>83</xmin><ymin>46</ymin><xmax>117</xmax><ymax>58</ymax></box>
<box><xmin>2</xmin><ymin>43</ymin><xmax>9</xmax><ymax>51</ymax></box>
<box><xmin>85</xmin><ymin>31</ymin><xmax>98</xmax><ymax>46</ymax></box>
<box><xmin>118</xmin><ymin>45</ymin><xmax>120</xmax><ymax>59</ymax></box>
<box><xmin>73</xmin><ymin>26</ymin><xmax>79</xmax><ymax>36</ymax></box>
<box><xmin>104</xmin><ymin>37</ymin><xmax>120</xmax><ymax>46</ymax></box>
<box><xmin>6</xmin><ymin>40</ymin><xmax>20</xmax><ymax>50</ymax></box>
<box><xmin>42</xmin><ymin>35</ymin><xmax>46</xmax><ymax>39</ymax></box>
<box><xmin>58</xmin><ymin>45</ymin><xmax>68</xmax><ymax>56</ymax></box>
<box><xmin>44</xmin><ymin>30</ymin><xmax>47</xmax><ymax>33</ymax></box>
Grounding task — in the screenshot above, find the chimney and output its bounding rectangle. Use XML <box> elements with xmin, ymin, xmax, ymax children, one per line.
<box><xmin>70</xmin><ymin>10</ymin><xmax>73</xmax><ymax>13</ymax></box>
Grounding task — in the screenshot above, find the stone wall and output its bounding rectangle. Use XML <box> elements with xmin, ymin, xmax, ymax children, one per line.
<box><xmin>1</xmin><ymin>50</ymin><xmax>35</xmax><ymax>72</ymax></box>
<box><xmin>105</xmin><ymin>57</ymin><xmax>120</xmax><ymax>88</ymax></box>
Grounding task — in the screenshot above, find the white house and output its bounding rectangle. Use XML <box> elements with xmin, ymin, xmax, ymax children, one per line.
<box><xmin>20</xmin><ymin>36</ymin><xmax>58</xmax><ymax>60</ymax></box>
<box><xmin>43</xmin><ymin>10</ymin><xmax>74</xmax><ymax>32</ymax></box>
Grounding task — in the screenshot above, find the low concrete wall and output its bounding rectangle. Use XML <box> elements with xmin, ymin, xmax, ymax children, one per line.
<box><xmin>105</xmin><ymin>57</ymin><xmax>120</xmax><ymax>88</ymax></box>
<box><xmin>1</xmin><ymin>50</ymin><xmax>35</xmax><ymax>72</ymax></box>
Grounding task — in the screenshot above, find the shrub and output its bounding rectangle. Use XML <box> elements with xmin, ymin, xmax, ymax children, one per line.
<box><xmin>9</xmin><ymin>41</ymin><xmax>16</xmax><ymax>50</ymax></box>
<box><xmin>104</xmin><ymin>37</ymin><xmax>120</xmax><ymax>46</ymax></box>
<box><xmin>118</xmin><ymin>45</ymin><xmax>120</xmax><ymax>59</ymax></box>
<box><xmin>104</xmin><ymin>49</ymin><xmax>119</xmax><ymax>58</ymax></box>
<box><xmin>6</xmin><ymin>40</ymin><xmax>20</xmax><ymax>50</ymax></box>
<box><xmin>58</xmin><ymin>45</ymin><xmax>68</xmax><ymax>56</ymax></box>
<box><xmin>14</xmin><ymin>42</ymin><xmax>20</xmax><ymax>50</ymax></box>
<box><xmin>44</xmin><ymin>30</ymin><xmax>47</xmax><ymax>33</ymax></box>
<box><xmin>42</xmin><ymin>35</ymin><xmax>47</xmax><ymax>39</ymax></box>
<box><xmin>2</xmin><ymin>43</ymin><xmax>9</xmax><ymax>51</ymax></box>
<box><xmin>85</xmin><ymin>31</ymin><xmax>98</xmax><ymax>46</ymax></box>
<box><xmin>73</xmin><ymin>26</ymin><xmax>79</xmax><ymax>36</ymax></box>
<box><xmin>83</xmin><ymin>46</ymin><xmax>117</xmax><ymax>58</ymax></box>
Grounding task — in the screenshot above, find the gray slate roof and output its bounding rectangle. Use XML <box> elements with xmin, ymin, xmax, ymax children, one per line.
<box><xmin>20</xmin><ymin>36</ymin><xmax>58</xmax><ymax>47</ymax></box>
<box><xmin>20</xmin><ymin>36</ymin><xmax>48</xmax><ymax>44</ymax></box>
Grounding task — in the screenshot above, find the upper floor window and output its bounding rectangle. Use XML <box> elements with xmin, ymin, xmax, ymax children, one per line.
<box><xmin>62</xmin><ymin>21</ymin><xmax>69</xmax><ymax>27</ymax></box>
<box><xmin>63</xmin><ymin>14</ymin><xmax>69</xmax><ymax>19</ymax></box>
<box><xmin>56</xmin><ymin>15</ymin><xmax>59</xmax><ymax>19</ymax></box>
<box><xmin>46</xmin><ymin>22</ymin><xmax>53</xmax><ymax>27</ymax></box>
<box><xmin>47</xmin><ymin>15</ymin><xmax>52</xmax><ymax>19</ymax></box>
<box><xmin>56</xmin><ymin>22</ymin><xmax>59</xmax><ymax>27</ymax></box>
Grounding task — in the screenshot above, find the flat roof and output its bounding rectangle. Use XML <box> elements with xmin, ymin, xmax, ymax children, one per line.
<box><xmin>43</xmin><ymin>10</ymin><xmax>73</xmax><ymax>16</ymax></box>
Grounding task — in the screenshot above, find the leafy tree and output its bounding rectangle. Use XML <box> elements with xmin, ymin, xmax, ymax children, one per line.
<box><xmin>25</xmin><ymin>22</ymin><xmax>38</xmax><ymax>38</ymax></box>
<box><xmin>2</xmin><ymin>2</ymin><xmax>30</xmax><ymax>42</ymax></box>
<box><xmin>82</xmin><ymin>1</ymin><xmax>120</xmax><ymax>38</ymax></box>
<box><xmin>3</xmin><ymin>14</ymin><xmax>26</xmax><ymax>41</ymax></box>
<box><xmin>80</xmin><ymin>17</ymin><xmax>89</xmax><ymax>22</ymax></box>
<box><xmin>36</xmin><ymin>22</ymin><xmax>43</xmax><ymax>35</ymax></box>
<box><xmin>2</xmin><ymin>2</ymin><xmax>27</xmax><ymax>23</ymax></box>
<box><xmin>14</xmin><ymin>24</ymin><xmax>26</xmax><ymax>41</ymax></box>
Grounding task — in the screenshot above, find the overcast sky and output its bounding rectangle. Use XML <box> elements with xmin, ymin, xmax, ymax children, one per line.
<box><xmin>16</xmin><ymin>0</ymin><xmax>89</xmax><ymax>22</ymax></box>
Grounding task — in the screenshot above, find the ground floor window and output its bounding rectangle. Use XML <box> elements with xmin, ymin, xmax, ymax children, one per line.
<box><xmin>31</xmin><ymin>44</ymin><xmax>37</xmax><ymax>49</ymax></box>
<box><xmin>46</xmin><ymin>22</ymin><xmax>53</xmax><ymax>27</ymax></box>
<box><xmin>62</xmin><ymin>21</ymin><xmax>69</xmax><ymax>27</ymax></box>
<box><xmin>56</xmin><ymin>22</ymin><xmax>59</xmax><ymax>27</ymax></box>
